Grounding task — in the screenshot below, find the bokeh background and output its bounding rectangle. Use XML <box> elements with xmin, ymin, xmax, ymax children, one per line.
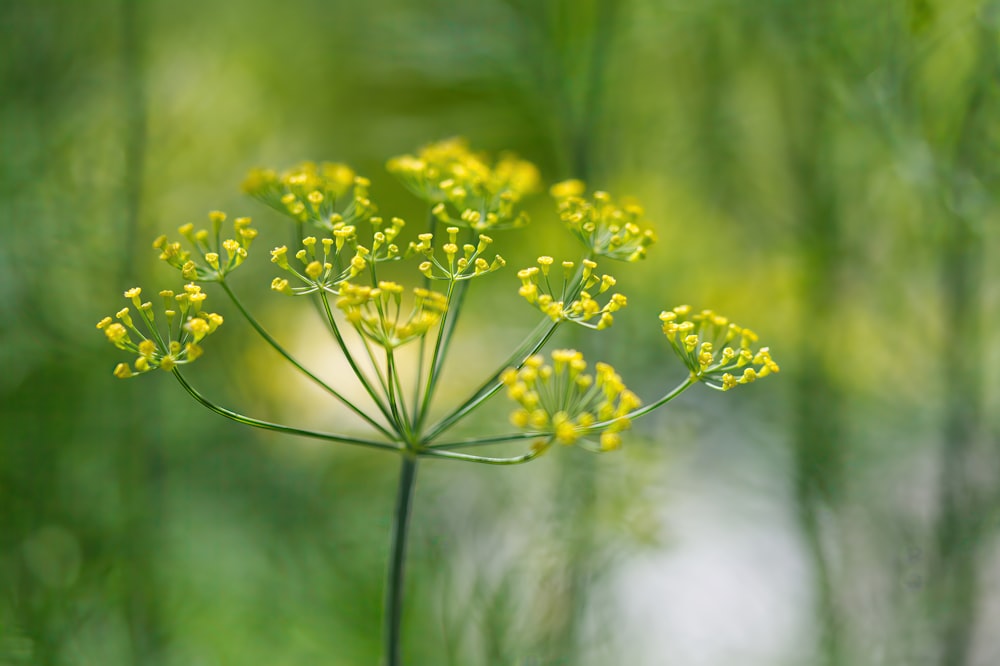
<box><xmin>3</xmin><ymin>0</ymin><xmax>1000</xmax><ymax>664</ymax></box>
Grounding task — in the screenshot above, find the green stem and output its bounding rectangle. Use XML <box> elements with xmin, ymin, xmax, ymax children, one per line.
<box><xmin>384</xmin><ymin>454</ymin><xmax>418</xmax><ymax>666</ymax></box>
<box><xmin>172</xmin><ymin>370</ymin><xmax>399</xmax><ymax>452</ymax></box>
<box><xmin>411</xmin><ymin>208</ymin><xmax>438</xmax><ymax>424</ymax></box>
<box><xmin>423</xmin><ymin>318</ymin><xmax>560</xmax><ymax>441</ymax></box>
<box><xmin>386</xmin><ymin>348</ymin><xmax>413</xmax><ymax>438</ymax></box>
<box><xmin>624</xmin><ymin>376</ymin><xmax>695</xmax><ymax>420</ymax></box>
<box><xmin>417</xmin><ymin>445</ymin><xmax>547</xmax><ymax>466</ymax></box>
<box><xmin>582</xmin><ymin>377</ymin><xmax>695</xmax><ymax>433</ymax></box>
<box><xmin>219</xmin><ymin>281</ymin><xmax>395</xmax><ymax>439</ymax></box>
<box><xmin>317</xmin><ymin>290</ymin><xmax>400</xmax><ymax>433</ymax></box>
<box><xmin>431</xmin><ymin>431</ymin><xmax>542</xmax><ymax>450</ymax></box>
<box><xmin>415</xmin><ymin>280</ymin><xmax>458</xmax><ymax>430</ymax></box>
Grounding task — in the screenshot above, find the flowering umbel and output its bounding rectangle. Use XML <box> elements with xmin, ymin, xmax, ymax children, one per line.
<box><xmin>551</xmin><ymin>180</ymin><xmax>656</xmax><ymax>261</ymax></box>
<box><xmin>660</xmin><ymin>305</ymin><xmax>780</xmax><ymax>390</ymax></box>
<box><xmin>97</xmin><ymin>285</ymin><xmax>223</xmax><ymax>378</ymax></box>
<box><xmin>387</xmin><ymin>138</ymin><xmax>540</xmax><ymax>232</ymax></box>
<box><xmin>501</xmin><ymin>350</ymin><xmax>640</xmax><ymax>451</ymax></box>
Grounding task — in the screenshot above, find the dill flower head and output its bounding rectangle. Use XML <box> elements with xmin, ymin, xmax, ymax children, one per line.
<box><xmin>269</xmin><ymin>215</ymin><xmax>405</xmax><ymax>296</ymax></box>
<box><xmin>96</xmin><ymin>284</ymin><xmax>224</xmax><ymax>378</ymax></box>
<box><xmin>551</xmin><ymin>181</ymin><xmax>656</xmax><ymax>261</ymax></box>
<box><xmin>659</xmin><ymin>305</ymin><xmax>780</xmax><ymax>390</ymax></box>
<box><xmin>153</xmin><ymin>211</ymin><xmax>256</xmax><ymax>282</ymax></box>
<box><xmin>515</xmin><ymin>257</ymin><xmax>625</xmax><ymax>330</ymax></box>
<box><xmin>335</xmin><ymin>282</ymin><xmax>449</xmax><ymax>349</ymax></box>
<box><xmin>406</xmin><ymin>226</ymin><xmax>505</xmax><ymax>282</ymax></box>
<box><xmin>243</xmin><ymin>161</ymin><xmax>375</xmax><ymax>229</ymax></box>
<box><xmin>387</xmin><ymin>138</ymin><xmax>540</xmax><ymax>233</ymax></box>
<box><xmin>501</xmin><ymin>350</ymin><xmax>641</xmax><ymax>452</ymax></box>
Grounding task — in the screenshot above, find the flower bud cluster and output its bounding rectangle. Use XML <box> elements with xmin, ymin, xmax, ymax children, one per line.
<box><xmin>551</xmin><ymin>180</ymin><xmax>656</xmax><ymax>262</ymax></box>
<box><xmin>269</xmin><ymin>216</ymin><xmax>405</xmax><ymax>296</ymax></box>
<box><xmin>406</xmin><ymin>226</ymin><xmax>505</xmax><ymax>281</ymax></box>
<box><xmin>243</xmin><ymin>161</ymin><xmax>375</xmax><ymax>230</ymax></box>
<box><xmin>96</xmin><ymin>285</ymin><xmax>224</xmax><ymax>378</ymax></box>
<box><xmin>335</xmin><ymin>282</ymin><xmax>449</xmax><ymax>349</ymax></box>
<box><xmin>660</xmin><ymin>305</ymin><xmax>780</xmax><ymax>390</ymax></box>
<box><xmin>153</xmin><ymin>211</ymin><xmax>257</xmax><ymax>282</ymax></box>
<box><xmin>387</xmin><ymin>138</ymin><xmax>539</xmax><ymax>232</ymax></box>
<box><xmin>501</xmin><ymin>350</ymin><xmax>641</xmax><ymax>451</ymax></box>
<box><xmin>516</xmin><ymin>257</ymin><xmax>626</xmax><ymax>330</ymax></box>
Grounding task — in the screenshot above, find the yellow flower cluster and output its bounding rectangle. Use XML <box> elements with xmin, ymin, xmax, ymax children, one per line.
<box><xmin>153</xmin><ymin>211</ymin><xmax>257</xmax><ymax>282</ymax></box>
<box><xmin>387</xmin><ymin>138</ymin><xmax>539</xmax><ymax>232</ymax></box>
<box><xmin>501</xmin><ymin>350</ymin><xmax>641</xmax><ymax>451</ymax></box>
<box><xmin>659</xmin><ymin>305</ymin><xmax>780</xmax><ymax>390</ymax></box>
<box><xmin>96</xmin><ymin>285</ymin><xmax>224</xmax><ymax>378</ymax></box>
<box><xmin>516</xmin><ymin>257</ymin><xmax>626</xmax><ymax>330</ymax></box>
<box><xmin>551</xmin><ymin>180</ymin><xmax>656</xmax><ymax>261</ymax></box>
<box><xmin>270</xmin><ymin>216</ymin><xmax>405</xmax><ymax>296</ymax></box>
<box><xmin>243</xmin><ymin>161</ymin><xmax>376</xmax><ymax>230</ymax></box>
<box><xmin>407</xmin><ymin>226</ymin><xmax>505</xmax><ymax>282</ymax></box>
<box><xmin>335</xmin><ymin>282</ymin><xmax>449</xmax><ymax>349</ymax></box>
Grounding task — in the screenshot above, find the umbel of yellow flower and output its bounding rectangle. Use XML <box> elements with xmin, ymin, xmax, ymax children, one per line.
<box><xmin>407</xmin><ymin>226</ymin><xmax>506</xmax><ymax>282</ymax></box>
<box><xmin>515</xmin><ymin>256</ymin><xmax>625</xmax><ymax>330</ymax></box>
<box><xmin>660</xmin><ymin>305</ymin><xmax>780</xmax><ymax>390</ymax></box>
<box><xmin>336</xmin><ymin>282</ymin><xmax>449</xmax><ymax>349</ymax></box>
<box><xmin>551</xmin><ymin>180</ymin><xmax>656</xmax><ymax>262</ymax></box>
<box><xmin>153</xmin><ymin>211</ymin><xmax>257</xmax><ymax>282</ymax></box>
<box><xmin>243</xmin><ymin>161</ymin><xmax>376</xmax><ymax>230</ymax></box>
<box><xmin>96</xmin><ymin>284</ymin><xmax>224</xmax><ymax>378</ymax></box>
<box><xmin>501</xmin><ymin>350</ymin><xmax>640</xmax><ymax>452</ymax></box>
<box><xmin>387</xmin><ymin>138</ymin><xmax>539</xmax><ymax>232</ymax></box>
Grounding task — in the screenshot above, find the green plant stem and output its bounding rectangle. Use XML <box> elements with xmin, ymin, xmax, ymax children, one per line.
<box><xmin>317</xmin><ymin>290</ymin><xmax>400</xmax><ymax>432</ymax></box>
<box><xmin>219</xmin><ymin>281</ymin><xmax>395</xmax><ymax>439</ymax></box>
<box><xmin>386</xmin><ymin>349</ymin><xmax>413</xmax><ymax>438</ymax></box>
<box><xmin>384</xmin><ymin>453</ymin><xmax>418</xmax><ymax>666</ymax></box>
<box><xmin>172</xmin><ymin>370</ymin><xmax>399</xmax><ymax>452</ymax></box>
<box><xmin>423</xmin><ymin>318</ymin><xmax>560</xmax><ymax>441</ymax></box>
<box><xmin>410</xmin><ymin>209</ymin><xmax>438</xmax><ymax>425</ymax></box>
<box><xmin>425</xmin><ymin>279</ymin><xmax>470</xmax><ymax>395</ymax></box>
<box><xmin>582</xmin><ymin>377</ymin><xmax>695</xmax><ymax>433</ymax></box>
<box><xmin>417</xmin><ymin>445</ymin><xmax>547</xmax><ymax>465</ymax></box>
<box><xmin>414</xmin><ymin>280</ymin><xmax>458</xmax><ymax>430</ymax></box>
<box><xmin>431</xmin><ymin>431</ymin><xmax>542</xmax><ymax>450</ymax></box>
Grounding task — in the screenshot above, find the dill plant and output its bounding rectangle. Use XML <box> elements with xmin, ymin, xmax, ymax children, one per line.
<box><xmin>96</xmin><ymin>138</ymin><xmax>779</xmax><ymax>664</ymax></box>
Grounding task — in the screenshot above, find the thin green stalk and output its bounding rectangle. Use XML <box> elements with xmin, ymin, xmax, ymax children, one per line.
<box><xmin>386</xmin><ymin>348</ymin><xmax>413</xmax><ymax>438</ymax></box>
<box><xmin>317</xmin><ymin>290</ymin><xmax>400</xmax><ymax>432</ymax></box>
<box><xmin>384</xmin><ymin>454</ymin><xmax>419</xmax><ymax>666</ymax></box>
<box><xmin>414</xmin><ymin>280</ymin><xmax>458</xmax><ymax>430</ymax></box>
<box><xmin>428</xmin><ymin>278</ymin><xmax>470</xmax><ymax>384</ymax></box>
<box><xmin>172</xmin><ymin>370</ymin><xmax>399</xmax><ymax>452</ymax></box>
<box><xmin>582</xmin><ymin>377</ymin><xmax>695</xmax><ymax>434</ymax></box>
<box><xmin>357</xmin><ymin>331</ymin><xmax>402</xmax><ymax>431</ymax></box>
<box><xmin>431</xmin><ymin>431</ymin><xmax>542</xmax><ymax>450</ymax></box>
<box><xmin>423</xmin><ymin>318</ymin><xmax>560</xmax><ymax>441</ymax></box>
<box><xmin>219</xmin><ymin>281</ymin><xmax>395</xmax><ymax>439</ymax></box>
<box><xmin>411</xmin><ymin>209</ymin><xmax>438</xmax><ymax>425</ymax></box>
<box><xmin>418</xmin><ymin>444</ymin><xmax>547</xmax><ymax>465</ymax></box>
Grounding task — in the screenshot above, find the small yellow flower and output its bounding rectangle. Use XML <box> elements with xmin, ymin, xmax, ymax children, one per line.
<box><xmin>335</xmin><ymin>283</ymin><xmax>449</xmax><ymax>349</ymax></box>
<box><xmin>553</xmin><ymin>184</ymin><xmax>656</xmax><ymax>261</ymax></box>
<box><xmin>244</xmin><ymin>161</ymin><xmax>374</xmax><ymax>230</ymax></box>
<box><xmin>98</xmin><ymin>284</ymin><xmax>224</xmax><ymax>378</ymax></box>
<box><xmin>503</xmin><ymin>350</ymin><xmax>638</xmax><ymax>451</ymax></box>
<box><xmin>515</xmin><ymin>257</ymin><xmax>626</xmax><ymax>329</ymax></box>
<box><xmin>154</xmin><ymin>211</ymin><xmax>255</xmax><ymax>281</ymax></box>
<box><xmin>660</xmin><ymin>305</ymin><xmax>779</xmax><ymax>391</ymax></box>
<box><xmin>388</xmin><ymin>138</ymin><xmax>539</xmax><ymax>232</ymax></box>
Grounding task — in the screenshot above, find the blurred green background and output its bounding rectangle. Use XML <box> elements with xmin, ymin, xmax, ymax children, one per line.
<box><xmin>3</xmin><ymin>0</ymin><xmax>999</xmax><ymax>664</ymax></box>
